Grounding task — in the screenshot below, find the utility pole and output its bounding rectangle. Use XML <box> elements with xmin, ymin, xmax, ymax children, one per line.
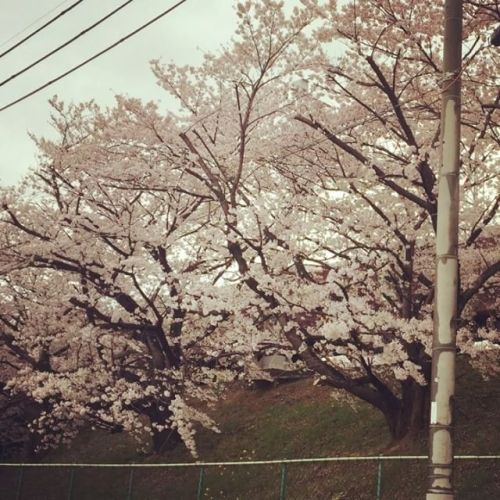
<box><xmin>426</xmin><ymin>1</ymin><xmax>462</xmax><ymax>499</ymax></box>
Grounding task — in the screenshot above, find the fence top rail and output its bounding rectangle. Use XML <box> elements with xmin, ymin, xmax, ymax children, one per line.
<box><xmin>1</xmin><ymin>455</ymin><xmax>500</xmax><ymax>468</ymax></box>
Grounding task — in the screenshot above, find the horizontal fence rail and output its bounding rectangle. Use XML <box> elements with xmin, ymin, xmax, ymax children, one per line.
<box><xmin>3</xmin><ymin>455</ymin><xmax>500</xmax><ymax>467</ymax></box>
<box><xmin>2</xmin><ymin>455</ymin><xmax>500</xmax><ymax>500</ymax></box>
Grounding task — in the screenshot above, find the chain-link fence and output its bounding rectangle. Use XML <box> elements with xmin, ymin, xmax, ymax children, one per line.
<box><xmin>1</xmin><ymin>455</ymin><xmax>499</xmax><ymax>499</ymax></box>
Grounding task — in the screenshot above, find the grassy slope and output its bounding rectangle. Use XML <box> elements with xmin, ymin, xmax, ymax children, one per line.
<box><xmin>1</xmin><ymin>362</ymin><xmax>500</xmax><ymax>499</ymax></box>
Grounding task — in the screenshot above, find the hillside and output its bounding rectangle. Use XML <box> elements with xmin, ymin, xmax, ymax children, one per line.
<box><xmin>1</xmin><ymin>362</ymin><xmax>500</xmax><ymax>499</ymax></box>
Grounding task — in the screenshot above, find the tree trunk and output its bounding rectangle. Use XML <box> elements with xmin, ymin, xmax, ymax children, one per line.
<box><xmin>384</xmin><ymin>381</ymin><xmax>430</xmax><ymax>445</ymax></box>
<box><xmin>151</xmin><ymin>426</ymin><xmax>182</xmax><ymax>454</ymax></box>
<box><xmin>142</xmin><ymin>402</ymin><xmax>182</xmax><ymax>454</ymax></box>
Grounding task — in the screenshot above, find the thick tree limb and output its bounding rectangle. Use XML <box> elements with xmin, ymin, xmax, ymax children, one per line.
<box><xmin>459</xmin><ymin>259</ymin><xmax>500</xmax><ymax>314</ymax></box>
<box><xmin>295</xmin><ymin>115</ymin><xmax>435</xmax><ymax>218</ymax></box>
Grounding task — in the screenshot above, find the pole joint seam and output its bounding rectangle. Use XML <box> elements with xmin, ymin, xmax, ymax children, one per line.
<box><xmin>431</xmin><ymin>345</ymin><xmax>456</xmax><ymax>351</ymax></box>
<box><xmin>429</xmin><ymin>423</ymin><xmax>453</xmax><ymax>430</ymax></box>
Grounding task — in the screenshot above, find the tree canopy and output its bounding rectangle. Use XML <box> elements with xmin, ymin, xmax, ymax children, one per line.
<box><xmin>1</xmin><ymin>0</ymin><xmax>498</xmax><ymax>457</ymax></box>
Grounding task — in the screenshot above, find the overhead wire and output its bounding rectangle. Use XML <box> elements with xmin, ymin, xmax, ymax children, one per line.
<box><xmin>0</xmin><ymin>0</ymin><xmax>135</xmax><ymax>88</ymax></box>
<box><xmin>0</xmin><ymin>0</ymin><xmax>189</xmax><ymax>113</ymax></box>
<box><xmin>0</xmin><ymin>0</ymin><xmax>85</xmax><ymax>60</ymax></box>
<box><xmin>0</xmin><ymin>0</ymin><xmax>73</xmax><ymax>48</ymax></box>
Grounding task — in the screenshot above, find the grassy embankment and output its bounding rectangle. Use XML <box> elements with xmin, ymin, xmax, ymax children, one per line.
<box><xmin>1</xmin><ymin>362</ymin><xmax>499</xmax><ymax>499</ymax></box>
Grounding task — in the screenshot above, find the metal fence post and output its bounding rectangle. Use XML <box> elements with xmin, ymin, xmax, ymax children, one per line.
<box><xmin>67</xmin><ymin>467</ymin><xmax>75</xmax><ymax>500</ymax></box>
<box><xmin>376</xmin><ymin>456</ymin><xmax>383</xmax><ymax>500</ymax></box>
<box><xmin>196</xmin><ymin>466</ymin><xmax>205</xmax><ymax>500</ymax></box>
<box><xmin>279</xmin><ymin>463</ymin><xmax>287</xmax><ymax>500</ymax></box>
<box><xmin>15</xmin><ymin>467</ymin><xmax>24</xmax><ymax>500</ymax></box>
<box><xmin>126</xmin><ymin>467</ymin><xmax>134</xmax><ymax>500</ymax></box>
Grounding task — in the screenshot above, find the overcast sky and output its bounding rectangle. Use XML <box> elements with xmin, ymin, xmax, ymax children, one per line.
<box><xmin>0</xmin><ymin>0</ymin><xmax>241</xmax><ymax>186</ymax></box>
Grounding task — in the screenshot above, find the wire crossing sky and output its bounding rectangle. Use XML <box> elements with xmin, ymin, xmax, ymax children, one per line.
<box><xmin>0</xmin><ymin>0</ymin><xmax>189</xmax><ymax>111</ymax></box>
<box><xmin>0</xmin><ymin>0</ymin><xmax>239</xmax><ymax>186</ymax></box>
<box><xmin>0</xmin><ymin>0</ymin><xmax>135</xmax><ymax>88</ymax></box>
<box><xmin>0</xmin><ymin>0</ymin><xmax>85</xmax><ymax>59</ymax></box>
<box><xmin>0</xmin><ymin>0</ymin><xmax>75</xmax><ymax>49</ymax></box>
<box><xmin>0</xmin><ymin>0</ymin><xmax>190</xmax><ymax>111</ymax></box>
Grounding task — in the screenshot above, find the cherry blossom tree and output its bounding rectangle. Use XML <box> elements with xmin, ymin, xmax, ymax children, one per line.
<box><xmin>291</xmin><ymin>0</ymin><xmax>500</xmax><ymax>438</ymax></box>
<box><xmin>0</xmin><ymin>98</ymin><xmax>243</xmax><ymax>456</ymax></box>
<box><xmin>151</xmin><ymin>0</ymin><xmax>499</xmax><ymax>441</ymax></box>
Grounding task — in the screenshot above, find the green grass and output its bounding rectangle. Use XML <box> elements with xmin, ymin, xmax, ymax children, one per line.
<box><xmin>1</xmin><ymin>362</ymin><xmax>500</xmax><ymax>499</ymax></box>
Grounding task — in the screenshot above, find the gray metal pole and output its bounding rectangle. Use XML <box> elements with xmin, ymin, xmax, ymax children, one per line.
<box><xmin>15</xmin><ymin>467</ymin><xmax>24</xmax><ymax>500</ymax></box>
<box><xmin>426</xmin><ymin>1</ymin><xmax>462</xmax><ymax>499</ymax></box>
<box><xmin>67</xmin><ymin>467</ymin><xmax>75</xmax><ymax>500</ymax></box>
<box><xmin>376</xmin><ymin>457</ymin><xmax>383</xmax><ymax>500</ymax></box>
<box><xmin>126</xmin><ymin>467</ymin><xmax>134</xmax><ymax>500</ymax></box>
<box><xmin>279</xmin><ymin>463</ymin><xmax>287</xmax><ymax>500</ymax></box>
<box><xmin>196</xmin><ymin>466</ymin><xmax>205</xmax><ymax>500</ymax></box>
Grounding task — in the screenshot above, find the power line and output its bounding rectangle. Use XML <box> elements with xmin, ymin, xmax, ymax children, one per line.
<box><xmin>0</xmin><ymin>0</ymin><xmax>135</xmax><ymax>88</ymax></box>
<box><xmin>0</xmin><ymin>0</ymin><xmax>85</xmax><ymax>60</ymax></box>
<box><xmin>0</xmin><ymin>0</ymin><xmax>73</xmax><ymax>49</ymax></box>
<box><xmin>0</xmin><ymin>0</ymin><xmax>189</xmax><ymax>114</ymax></box>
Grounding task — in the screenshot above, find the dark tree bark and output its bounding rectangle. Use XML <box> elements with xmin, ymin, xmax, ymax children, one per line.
<box><xmin>383</xmin><ymin>381</ymin><xmax>430</xmax><ymax>443</ymax></box>
<box><xmin>142</xmin><ymin>403</ymin><xmax>182</xmax><ymax>454</ymax></box>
